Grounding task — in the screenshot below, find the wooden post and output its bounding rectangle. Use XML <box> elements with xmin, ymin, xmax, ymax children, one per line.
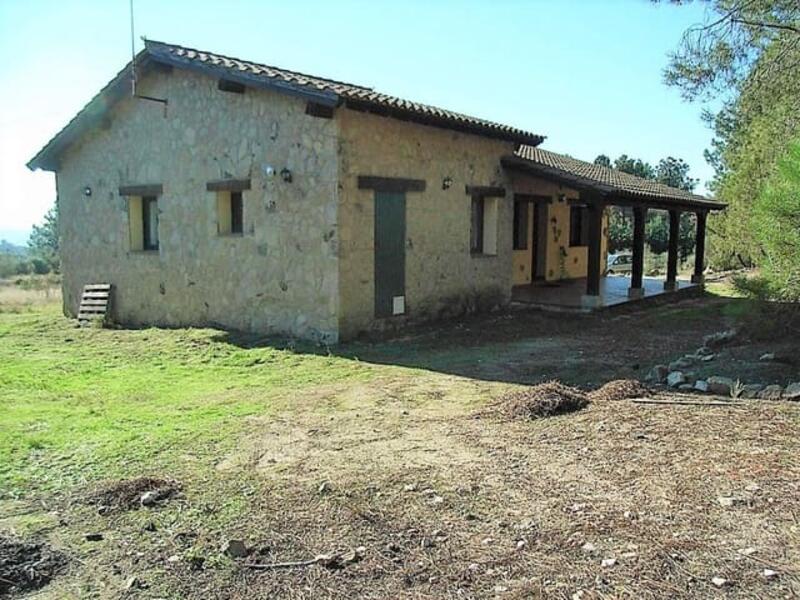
<box><xmin>664</xmin><ymin>209</ymin><xmax>680</xmax><ymax>291</ymax></box>
<box><xmin>582</xmin><ymin>199</ymin><xmax>605</xmax><ymax>308</ymax></box>
<box><xmin>692</xmin><ymin>211</ymin><xmax>707</xmax><ymax>284</ymax></box>
<box><xmin>628</xmin><ymin>206</ymin><xmax>646</xmax><ymax>298</ymax></box>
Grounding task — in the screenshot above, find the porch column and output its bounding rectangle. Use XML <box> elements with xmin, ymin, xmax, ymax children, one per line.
<box><xmin>581</xmin><ymin>199</ymin><xmax>605</xmax><ymax>308</ymax></box>
<box><xmin>692</xmin><ymin>211</ymin><xmax>707</xmax><ymax>284</ymax></box>
<box><xmin>628</xmin><ymin>206</ymin><xmax>646</xmax><ymax>299</ymax></box>
<box><xmin>664</xmin><ymin>209</ymin><xmax>680</xmax><ymax>291</ymax></box>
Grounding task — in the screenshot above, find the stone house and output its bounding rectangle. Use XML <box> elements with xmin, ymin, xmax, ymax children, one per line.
<box><xmin>28</xmin><ymin>41</ymin><xmax>724</xmax><ymax>342</ymax></box>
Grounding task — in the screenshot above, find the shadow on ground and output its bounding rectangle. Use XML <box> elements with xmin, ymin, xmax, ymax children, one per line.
<box><xmin>212</xmin><ymin>293</ymin><xmax>749</xmax><ymax>388</ymax></box>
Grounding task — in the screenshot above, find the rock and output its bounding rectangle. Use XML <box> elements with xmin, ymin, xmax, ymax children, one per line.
<box><xmin>707</xmin><ymin>376</ymin><xmax>734</xmax><ymax>396</ymax></box>
<box><xmin>144</xmin><ymin>522</ymin><xmax>157</xmax><ymax>532</ymax></box>
<box><xmin>318</xmin><ymin>481</ymin><xmax>332</xmax><ymax>494</ymax></box>
<box><xmin>700</xmin><ymin>354</ymin><xmax>716</xmax><ymax>362</ymax></box>
<box><xmin>403</xmin><ymin>483</ymin><xmax>417</xmax><ymax>492</ymax></box>
<box><xmin>581</xmin><ymin>542</ymin><xmax>596</xmax><ymax>553</ymax></box>
<box><xmin>516</xmin><ymin>540</ymin><xmax>527</xmax><ymax>551</ymax></box>
<box><xmin>696</xmin><ymin>346</ymin><xmax>714</xmax><ymax>356</ymax></box>
<box><xmin>430</xmin><ymin>495</ymin><xmax>444</xmax><ymax>505</ymax></box>
<box><xmin>711</xmin><ymin>576</ymin><xmax>727</xmax><ymax>587</ymax></box>
<box><xmin>745</xmin><ymin>483</ymin><xmax>761</xmax><ymax>492</ymax></box>
<box><xmin>140</xmin><ymin>490</ymin><xmax>163</xmax><ymax>507</ymax></box>
<box><xmin>481</xmin><ymin>537</ymin><xmax>494</xmax><ymax>546</ymax></box>
<box><xmin>704</xmin><ymin>329</ymin><xmax>737</xmax><ymax>349</ymax></box>
<box><xmin>738</xmin><ymin>547</ymin><xmax>757</xmax><ymax>556</ymax></box>
<box><xmin>763</xmin><ymin>568</ymin><xmax>778</xmax><ymax>579</ymax></box>
<box><xmin>759</xmin><ymin>353</ymin><xmax>776</xmax><ymax>362</ymax></box>
<box><xmin>85</xmin><ymin>533</ymin><xmax>103</xmax><ymax>542</ymax></box>
<box><xmin>669</xmin><ymin>358</ymin><xmax>693</xmax><ymax>371</ymax></box>
<box><xmin>125</xmin><ymin>576</ymin><xmax>143</xmax><ymax>590</ymax></box>
<box><xmin>717</xmin><ymin>496</ymin><xmax>737</xmax><ymax>507</ymax></box>
<box><xmin>740</xmin><ymin>384</ymin><xmax>763</xmax><ymax>399</ymax></box>
<box><xmin>694</xmin><ymin>380</ymin><xmax>709</xmax><ymax>392</ymax></box>
<box><xmin>167</xmin><ymin>555</ymin><xmax>180</xmax><ymax>563</ymax></box>
<box><xmin>678</xmin><ymin>383</ymin><xmax>695</xmax><ymax>391</ymax></box>
<box><xmin>783</xmin><ymin>382</ymin><xmax>800</xmax><ymax>400</ymax></box>
<box><xmin>667</xmin><ymin>371</ymin><xmax>686</xmax><ymax>388</ymax></box>
<box><xmin>647</xmin><ymin>364</ymin><xmax>669</xmax><ymax>382</ymax></box>
<box><xmin>758</xmin><ymin>385</ymin><xmax>783</xmax><ymax>400</ymax></box>
<box><xmin>601</xmin><ymin>558</ymin><xmax>617</xmax><ymax>568</ymax></box>
<box><xmin>224</xmin><ymin>540</ymin><xmax>249</xmax><ymax>558</ymax></box>
<box><xmin>341</xmin><ymin>546</ymin><xmax>366</xmax><ymax>564</ymax></box>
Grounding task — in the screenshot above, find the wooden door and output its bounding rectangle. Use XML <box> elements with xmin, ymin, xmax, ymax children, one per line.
<box><xmin>374</xmin><ymin>192</ymin><xmax>406</xmax><ymax>317</ymax></box>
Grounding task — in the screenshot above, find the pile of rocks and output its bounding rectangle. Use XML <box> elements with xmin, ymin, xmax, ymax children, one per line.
<box><xmin>646</xmin><ymin>329</ymin><xmax>800</xmax><ymax>401</ymax></box>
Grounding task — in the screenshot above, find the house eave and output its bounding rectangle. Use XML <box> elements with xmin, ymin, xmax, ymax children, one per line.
<box><xmin>501</xmin><ymin>155</ymin><xmax>726</xmax><ymax>212</ymax></box>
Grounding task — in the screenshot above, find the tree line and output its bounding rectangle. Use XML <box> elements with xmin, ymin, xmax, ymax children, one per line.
<box><xmin>662</xmin><ymin>0</ymin><xmax>800</xmax><ymax>301</ymax></box>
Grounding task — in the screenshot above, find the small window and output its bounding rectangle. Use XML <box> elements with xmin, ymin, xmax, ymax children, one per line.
<box><xmin>142</xmin><ymin>196</ymin><xmax>159</xmax><ymax>250</ymax></box>
<box><xmin>470</xmin><ymin>196</ymin><xmax>498</xmax><ymax>256</ymax></box>
<box><xmin>217</xmin><ymin>191</ymin><xmax>244</xmax><ymax>235</ymax></box>
<box><xmin>470</xmin><ymin>197</ymin><xmax>484</xmax><ymax>253</ymax></box>
<box><xmin>128</xmin><ymin>195</ymin><xmax>159</xmax><ymax>252</ymax></box>
<box><xmin>569</xmin><ymin>205</ymin><xmax>590</xmax><ymax>247</ymax></box>
<box><xmin>513</xmin><ymin>200</ymin><xmax>528</xmax><ymax>250</ymax></box>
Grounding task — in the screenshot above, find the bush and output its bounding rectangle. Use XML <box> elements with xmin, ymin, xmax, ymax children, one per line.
<box><xmin>29</xmin><ymin>257</ymin><xmax>51</xmax><ymax>275</ymax></box>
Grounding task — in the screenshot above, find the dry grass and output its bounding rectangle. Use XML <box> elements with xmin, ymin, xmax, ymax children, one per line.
<box><xmin>152</xmin><ymin>386</ymin><xmax>800</xmax><ymax>600</ymax></box>
<box><xmin>0</xmin><ymin>277</ymin><xmax>61</xmax><ymax>312</ymax></box>
<box><xmin>4</xmin><ymin>295</ymin><xmax>800</xmax><ymax>598</ymax></box>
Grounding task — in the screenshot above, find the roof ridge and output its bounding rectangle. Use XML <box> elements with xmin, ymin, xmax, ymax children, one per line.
<box><xmin>144</xmin><ymin>39</ymin><xmax>375</xmax><ymax>92</ymax></box>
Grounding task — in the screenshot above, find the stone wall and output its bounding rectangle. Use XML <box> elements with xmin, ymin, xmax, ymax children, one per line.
<box><xmin>336</xmin><ymin>108</ymin><xmax>517</xmax><ymax>339</ymax></box>
<box><xmin>57</xmin><ymin>68</ymin><xmax>340</xmax><ymax>342</ymax></box>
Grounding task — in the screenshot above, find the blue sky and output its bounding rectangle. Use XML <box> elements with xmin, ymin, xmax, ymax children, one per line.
<box><xmin>0</xmin><ymin>0</ymin><xmax>716</xmax><ymax>245</ymax></box>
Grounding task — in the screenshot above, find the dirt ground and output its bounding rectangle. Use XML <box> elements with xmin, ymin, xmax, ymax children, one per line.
<box><xmin>2</xmin><ymin>293</ymin><xmax>799</xmax><ymax>599</ymax></box>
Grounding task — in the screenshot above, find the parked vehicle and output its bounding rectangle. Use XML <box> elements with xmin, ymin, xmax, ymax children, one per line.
<box><xmin>606</xmin><ymin>252</ymin><xmax>633</xmax><ymax>275</ymax></box>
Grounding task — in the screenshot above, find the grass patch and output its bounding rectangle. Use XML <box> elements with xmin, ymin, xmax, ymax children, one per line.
<box><xmin>0</xmin><ymin>307</ymin><xmax>373</xmax><ymax>497</ymax></box>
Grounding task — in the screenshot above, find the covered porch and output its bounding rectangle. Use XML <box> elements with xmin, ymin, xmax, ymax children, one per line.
<box><xmin>502</xmin><ymin>147</ymin><xmax>726</xmax><ymax>310</ymax></box>
<box><xmin>512</xmin><ymin>276</ymin><xmax>699</xmax><ymax>310</ymax></box>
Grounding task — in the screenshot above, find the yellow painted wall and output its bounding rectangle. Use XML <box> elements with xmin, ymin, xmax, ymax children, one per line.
<box><xmin>507</xmin><ymin>172</ymin><xmax>608</xmax><ymax>283</ymax></box>
<box><xmin>337</xmin><ymin>108</ymin><xmax>516</xmax><ymax>339</ymax></box>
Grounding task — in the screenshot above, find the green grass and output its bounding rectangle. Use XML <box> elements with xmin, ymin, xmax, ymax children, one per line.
<box><xmin>0</xmin><ymin>306</ymin><xmax>373</xmax><ymax>497</ymax></box>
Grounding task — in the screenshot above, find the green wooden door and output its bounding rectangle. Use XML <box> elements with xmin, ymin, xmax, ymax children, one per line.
<box><xmin>374</xmin><ymin>192</ymin><xmax>406</xmax><ymax>317</ymax></box>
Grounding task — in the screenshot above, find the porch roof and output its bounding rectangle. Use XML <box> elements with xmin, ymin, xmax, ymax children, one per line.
<box><xmin>502</xmin><ymin>146</ymin><xmax>726</xmax><ymax>212</ymax></box>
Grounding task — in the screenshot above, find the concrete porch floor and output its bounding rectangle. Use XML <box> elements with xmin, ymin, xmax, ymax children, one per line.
<box><xmin>511</xmin><ymin>276</ymin><xmax>699</xmax><ymax>311</ymax></box>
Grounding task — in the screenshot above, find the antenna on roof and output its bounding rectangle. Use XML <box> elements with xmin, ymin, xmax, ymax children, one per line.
<box><xmin>130</xmin><ymin>0</ymin><xmax>136</xmax><ymax>96</ymax></box>
<box><xmin>126</xmin><ymin>0</ymin><xmax>168</xmax><ymax>115</ymax></box>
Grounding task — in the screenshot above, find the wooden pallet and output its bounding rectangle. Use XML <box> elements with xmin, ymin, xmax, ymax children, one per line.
<box><xmin>78</xmin><ymin>283</ymin><xmax>112</xmax><ymax>326</ymax></box>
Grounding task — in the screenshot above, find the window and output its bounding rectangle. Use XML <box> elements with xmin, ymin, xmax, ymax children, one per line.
<box><xmin>128</xmin><ymin>195</ymin><xmax>159</xmax><ymax>252</ymax></box>
<box><xmin>513</xmin><ymin>200</ymin><xmax>528</xmax><ymax>250</ymax></box>
<box><xmin>470</xmin><ymin>196</ymin><xmax>498</xmax><ymax>256</ymax></box>
<box><xmin>470</xmin><ymin>197</ymin><xmax>484</xmax><ymax>253</ymax></box>
<box><xmin>142</xmin><ymin>196</ymin><xmax>159</xmax><ymax>250</ymax></box>
<box><xmin>569</xmin><ymin>205</ymin><xmax>590</xmax><ymax>247</ymax></box>
<box><xmin>217</xmin><ymin>191</ymin><xmax>244</xmax><ymax>235</ymax></box>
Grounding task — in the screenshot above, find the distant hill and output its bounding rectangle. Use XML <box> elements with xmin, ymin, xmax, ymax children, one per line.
<box><xmin>0</xmin><ymin>240</ymin><xmax>28</xmax><ymax>256</ymax></box>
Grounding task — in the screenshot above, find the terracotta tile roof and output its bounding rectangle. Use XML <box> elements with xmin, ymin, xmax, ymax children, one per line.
<box><xmin>144</xmin><ymin>40</ymin><xmax>544</xmax><ymax>146</ymax></box>
<box><xmin>29</xmin><ymin>41</ymin><xmax>544</xmax><ymax>171</ymax></box>
<box><xmin>508</xmin><ymin>145</ymin><xmax>724</xmax><ymax>210</ymax></box>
